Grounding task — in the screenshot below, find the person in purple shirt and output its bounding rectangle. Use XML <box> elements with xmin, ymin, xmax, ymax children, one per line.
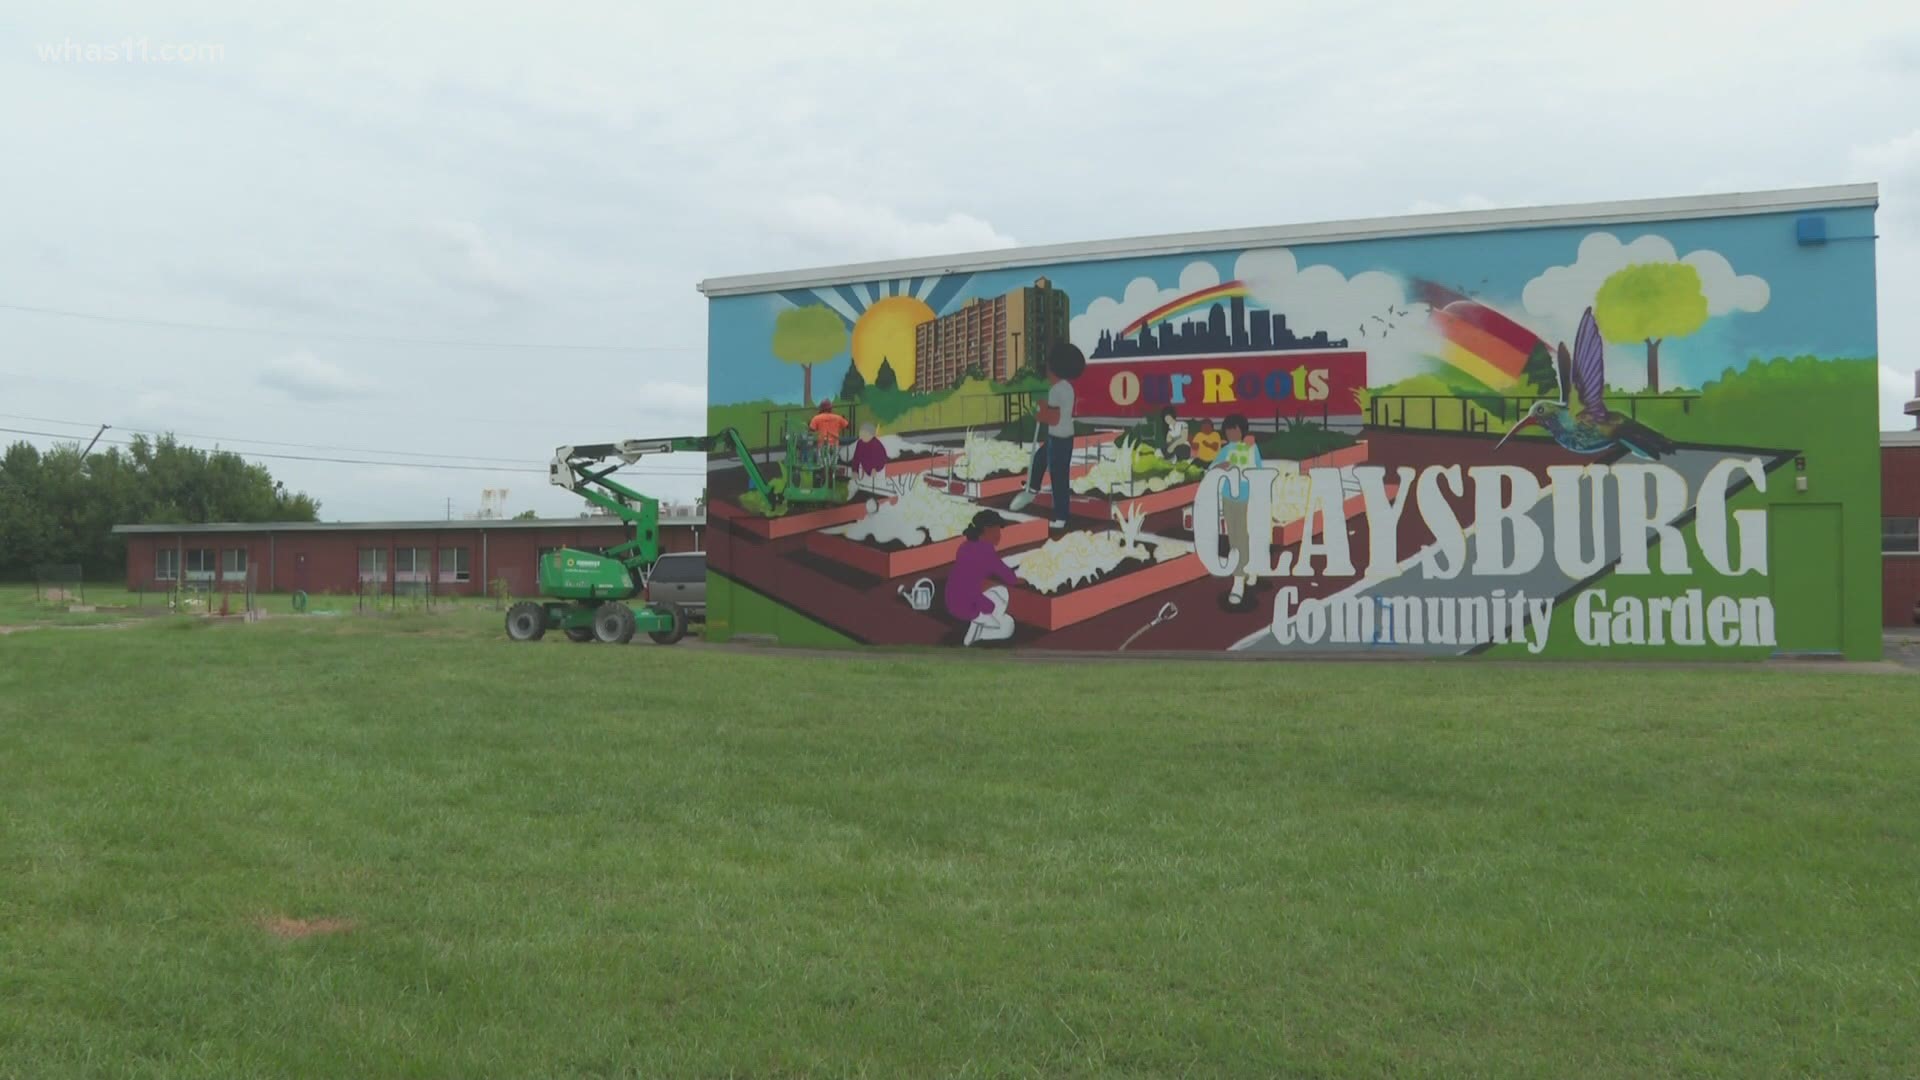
<box><xmin>847</xmin><ymin>421</ymin><xmax>889</xmax><ymax>496</ymax></box>
<box><xmin>946</xmin><ymin>509</ymin><xmax>1020</xmax><ymax>646</ymax></box>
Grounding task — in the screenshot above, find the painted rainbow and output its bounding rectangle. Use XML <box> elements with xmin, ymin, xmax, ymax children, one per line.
<box><xmin>1116</xmin><ymin>280</ymin><xmax>1251</xmax><ymax>339</ymax></box>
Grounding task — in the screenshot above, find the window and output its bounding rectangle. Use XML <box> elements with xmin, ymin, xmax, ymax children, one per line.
<box><xmin>1886</xmin><ymin>517</ymin><xmax>1920</xmax><ymax>555</ymax></box>
<box><xmin>358</xmin><ymin>547</ymin><xmax>386</xmax><ymax>581</ymax></box>
<box><xmin>649</xmin><ymin>554</ymin><xmax>704</xmax><ymax>584</ymax></box>
<box><xmin>439</xmin><ymin>546</ymin><xmax>471</xmax><ymax>582</ymax></box>
<box><xmin>185</xmin><ymin>548</ymin><xmax>215</xmax><ymax>581</ymax></box>
<box><xmin>221</xmin><ymin>548</ymin><xmax>247</xmax><ymax>581</ymax></box>
<box><xmin>155</xmin><ymin>549</ymin><xmax>179</xmax><ymax>581</ymax></box>
<box><xmin>394</xmin><ymin>547</ymin><xmax>431</xmax><ymax>581</ymax></box>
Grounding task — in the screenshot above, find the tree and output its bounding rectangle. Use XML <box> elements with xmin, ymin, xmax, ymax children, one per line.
<box><xmin>0</xmin><ymin>433</ymin><xmax>317</xmax><ymax>579</ymax></box>
<box><xmin>513</xmin><ymin>509</ymin><xmax>539</xmax><ymax>521</ymax></box>
<box><xmin>838</xmin><ymin>358</ymin><xmax>866</xmax><ymax>402</ymax></box>
<box><xmin>873</xmin><ymin>357</ymin><xmax>900</xmax><ymax>392</ymax></box>
<box><xmin>1521</xmin><ymin>341</ymin><xmax>1558</xmax><ymax>402</ymax></box>
<box><xmin>1593</xmin><ymin>263</ymin><xmax>1707</xmax><ymax>394</ymax></box>
<box><xmin>771</xmin><ymin>304</ymin><xmax>848</xmax><ymax>406</ymax></box>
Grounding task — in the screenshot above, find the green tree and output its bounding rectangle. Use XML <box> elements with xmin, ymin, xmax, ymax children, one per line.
<box><xmin>1593</xmin><ymin>263</ymin><xmax>1707</xmax><ymax>394</ymax></box>
<box><xmin>0</xmin><ymin>434</ymin><xmax>318</xmax><ymax>578</ymax></box>
<box><xmin>771</xmin><ymin>304</ymin><xmax>848</xmax><ymax>406</ymax></box>
<box><xmin>513</xmin><ymin>509</ymin><xmax>539</xmax><ymax>521</ymax></box>
<box><xmin>837</xmin><ymin>359</ymin><xmax>866</xmax><ymax>402</ymax></box>
<box><xmin>874</xmin><ymin>357</ymin><xmax>900</xmax><ymax>392</ymax></box>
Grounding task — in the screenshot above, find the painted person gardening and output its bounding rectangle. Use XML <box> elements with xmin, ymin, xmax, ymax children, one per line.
<box><xmin>845</xmin><ymin>421</ymin><xmax>889</xmax><ymax>499</ymax></box>
<box><xmin>1212</xmin><ymin>413</ymin><xmax>1264</xmax><ymax>607</ymax></box>
<box><xmin>1009</xmin><ymin>342</ymin><xmax>1087</xmax><ymax>532</ymax></box>
<box><xmin>946</xmin><ymin>509</ymin><xmax>1020</xmax><ymax>646</ymax></box>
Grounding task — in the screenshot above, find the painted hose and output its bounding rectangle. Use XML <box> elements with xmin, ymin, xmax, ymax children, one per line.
<box><xmin>292</xmin><ymin>590</ymin><xmax>309</xmax><ymax>613</ymax></box>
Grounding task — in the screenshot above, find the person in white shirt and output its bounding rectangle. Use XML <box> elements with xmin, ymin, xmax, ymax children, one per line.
<box><xmin>1009</xmin><ymin>342</ymin><xmax>1087</xmax><ymax>531</ymax></box>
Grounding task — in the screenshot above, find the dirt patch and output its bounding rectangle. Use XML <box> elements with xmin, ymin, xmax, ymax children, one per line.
<box><xmin>255</xmin><ymin>915</ymin><xmax>357</xmax><ymax>940</ymax></box>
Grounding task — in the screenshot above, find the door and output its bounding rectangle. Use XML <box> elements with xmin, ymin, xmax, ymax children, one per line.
<box><xmin>1767</xmin><ymin>504</ymin><xmax>1842</xmax><ymax>654</ymax></box>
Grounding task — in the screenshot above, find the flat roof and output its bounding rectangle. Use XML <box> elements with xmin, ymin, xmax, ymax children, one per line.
<box><xmin>1885</xmin><ymin>431</ymin><xmax>1920</xmax><ymax>448</ymax></box>
<box><xmin>697</xmin><ymin>183</ymin><xmax>1879</xmax><ymax>298</ymax></box>
<box><xmin>112</xmin><ymin>516</ymin><xmax>703</xmax><ymax>536</ymax></box>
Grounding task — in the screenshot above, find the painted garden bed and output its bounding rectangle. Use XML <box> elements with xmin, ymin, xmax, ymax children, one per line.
<box><xmin>807</xmin><ymin>515</ymin><xmax>1049</xmax><ymax>579</ymax></box>
<box><xmin>1005</xmin><ymin>532</ymin><xmax>1205</xmax><ymax>631</ymax></box>
<box><xmin>709</xmin><ymin>497</ymin><xmax>867</xmax><ymax>540</ymax></box>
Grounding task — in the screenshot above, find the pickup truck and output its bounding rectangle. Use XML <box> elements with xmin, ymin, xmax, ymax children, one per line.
<box><xmin>645</xmin><ymin>551</ymin><xmax>705</xmax><ymax>623</ymax></box>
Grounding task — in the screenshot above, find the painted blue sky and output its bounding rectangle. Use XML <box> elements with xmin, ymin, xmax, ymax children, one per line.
<box><xmin>710</xmin><ymin>206</ymin><xmax>1879</xmax><ymax>407</ymax></box>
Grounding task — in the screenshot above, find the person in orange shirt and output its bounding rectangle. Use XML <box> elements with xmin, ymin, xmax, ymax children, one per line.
<box><xmin>807</xmin><ymin>399</ymin><xmax>849</xmax><ymax>451</ymax></box>
<box><xmin>1189</xmin><ymin>419</ymin><xmax>1224</xmax><ymax>464</ymax></box>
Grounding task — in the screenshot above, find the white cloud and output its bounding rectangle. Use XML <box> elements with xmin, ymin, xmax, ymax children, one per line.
<box><xmin>1069</xmin><ymin>261</ymin><xmax>1223</xmax><ymax>354</ymax></box>
<box><xmin>767</xmin><ymin>195</ymin><xmax>1017</xmax><ymax>263</ymax></box>
<box><xmin>1070</xmin><ymin>250</ymin><xmax>1441</xmax><ymax>384</ymax></box>
<box><xmin>420</xmin><ymin>219</ymin><xmax>528</xmax><ymax>301</ymax></box>
<box><xmin>258</xmin><ymin>351</ymin><xmax>371</xmax><ymax>402</ymax></box>
<box><xmin>1521</xmin><ymin>232</ymin><xmax>1771</xmax><ymax>349</ymax></box>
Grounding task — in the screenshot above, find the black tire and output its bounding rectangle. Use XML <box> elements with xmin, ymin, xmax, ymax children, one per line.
<box><xmin>505</xmin><ymin>601</ymin><xmax>547</xmax><ymax>642</ymax></box>
<box><xmin>647</xmin><ymin>604</ymin><xmax>687</xmax><ymax>645</ymax></box>
<box><xmin>564</xmin><ymin>627</ymin><xmax>596</xmax><ymax>643</ymax></box>
<box><xmin>593</xmin><ymin>602</ymin><xmax>637</xmax><ymax>644</ymax></box>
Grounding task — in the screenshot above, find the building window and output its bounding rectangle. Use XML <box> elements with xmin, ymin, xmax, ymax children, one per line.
<box><xmin>358</xmin><ymin>547</ymin><xmax>386</xmax><ymax>581</ymax></box>
<box><xmin>221</xmin><ymin>548</ymin><xmax>248</xmax><ymax>581</ymax></box>
<box><xmin>394</xmin><ymin>547</ymin><xmax>431</xmax><ymax>582</ymax></box>
<box><xmin>155</xmin><ymin>549</ymin><xmax>179</xmax><ymax>581</ymax></box>
<box><xmin>439</xmin><ymin>546</ymin><xmax>471</xmax><ymax>582</ymax></box>
<box><xmin>1886</xmin><ymin>517</ymin><xmax>1920</xmax><ymax>555</ymax></box>
<box><xmin>185</xmin><ymin>548</ymin><xmax>216</xmax><ymax>581</ymax></box>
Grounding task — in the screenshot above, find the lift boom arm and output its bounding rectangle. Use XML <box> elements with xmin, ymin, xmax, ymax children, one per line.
<box><xmin>546</xmin><ymin>428</ymin><xmax>773</xmax><ymax>572</ymax></box>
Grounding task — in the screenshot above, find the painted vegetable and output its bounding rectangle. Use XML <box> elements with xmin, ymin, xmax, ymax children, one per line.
<box><xmin>838</xmin><ymin>475</ymin><xmax>992</xmax><ymax>548</ymax></box>
<box><xmin>951</xmin><ymin>430</ymin><xmax>1033</xmax><ymax>481</ymax></box>
<box><xmin>1007</xmin><ymin>525</ymin><xmax>1194</xmax><ymax>595</ymax></box>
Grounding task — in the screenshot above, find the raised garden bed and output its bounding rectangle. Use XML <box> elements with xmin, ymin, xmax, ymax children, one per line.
<box><xmin>708</xmin><ymin>497</ymin><xmax>868</xmax><ymax>540</ymax></box>
<box><xmin>807</xmin><ymin>515</ymin><xmax>1049</xmax><ymax>579</ymax></box>
<box><xmin>1004</xmin><ymin>533</ymin><xmax>1205</xmax><ymax>631</ymax></box>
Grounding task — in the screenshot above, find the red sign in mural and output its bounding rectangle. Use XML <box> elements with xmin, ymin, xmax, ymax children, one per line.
<box><xmin>1074</xmin><ymin>351</ymin><xmax>1367</xmax><ymax>420</ymax></box>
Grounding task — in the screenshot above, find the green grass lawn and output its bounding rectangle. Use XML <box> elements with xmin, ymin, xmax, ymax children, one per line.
<box><xmin>2</xmin><ymin>615</ymin><xmax>1917</xmax><ymax>1077</ymax></box>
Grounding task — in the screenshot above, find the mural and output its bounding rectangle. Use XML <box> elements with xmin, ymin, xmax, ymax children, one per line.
<box><xmin>703</xmin><ymin>198</ymin><xmax>1881</xmax><ymax>659</ymax></box>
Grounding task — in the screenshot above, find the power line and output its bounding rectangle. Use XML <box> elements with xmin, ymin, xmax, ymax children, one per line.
<box><xmin>0</xmin><ymin>426</ymin><xmax>710</xmax><ymax>475</ymax></box>
<box><xmin>0</xmin><ymin>412</ymin><xmax>540</xmax><ymax>465</ymax></box>
<box><xmin>0</xmin><ymin>301</ymin><xmax>702</xmax><ymax>354</ymax></box>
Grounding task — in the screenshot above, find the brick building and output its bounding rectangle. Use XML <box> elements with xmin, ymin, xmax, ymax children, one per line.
<box><xmin>1886</xmin><ymin>430</ymin><xmax>1920</xmax><ymax>627</ymax></box>
<box><xmin>912</xmin><ymin>277</ymin><xmax>1069</xmax><ymax>392</ymax></box>
<box><xmin>112</xmin><ymin>515</ymin><xmax>702</xmax><ymax>598</ymax></box>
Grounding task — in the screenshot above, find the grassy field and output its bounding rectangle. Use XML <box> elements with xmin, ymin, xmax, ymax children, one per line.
<box><xmin>2</xmin><ymin>611</ymin><xmax>1917</xmax><ymax>1077</ymax></box>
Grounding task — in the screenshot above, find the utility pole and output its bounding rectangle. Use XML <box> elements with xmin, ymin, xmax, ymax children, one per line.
<box><xmin>446</xmin><ymin>497</ymin><xmax>453</xmax><ymax>521</ymax></box>
<box><xmin>81</xmin><ymin>423</ymin><xmax>110</xmax><ymax>456</ymax></box>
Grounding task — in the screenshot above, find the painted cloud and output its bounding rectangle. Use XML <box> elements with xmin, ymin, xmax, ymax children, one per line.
<box><xmin>1522</xmin><ymin>232</ymin><xmax>1771</xmax><ymax>347</ymax></box>
<box><xmin>1069</xmin><ymin>249</ymin><xmax>1440</xmax><ymax>384</ymax></box>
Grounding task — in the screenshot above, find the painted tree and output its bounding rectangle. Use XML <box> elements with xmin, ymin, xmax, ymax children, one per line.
<box><xmin>771</xmin><ymin>304</ymin><xmax>848</xmax><ymax>406</ymax></box>
<box><xmin>1593</xmin><ymin>262</ymin><xmax>1707</xmax><ymax>394</ymax></box>
<box><xmin>873</xmin><ymin>357</ymin><xmax>900</xmax><ymax>392</ymax></box>
<box><xmin>838</xmin><ymin>358</ymin><xmax>866</xmax><ymax>402</ymax></box>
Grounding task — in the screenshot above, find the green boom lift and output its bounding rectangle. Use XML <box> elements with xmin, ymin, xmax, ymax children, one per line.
<box><xmin>503</xmin><ymin>426</ymin><xmax>839</xmax><ymax>645</ymax></box>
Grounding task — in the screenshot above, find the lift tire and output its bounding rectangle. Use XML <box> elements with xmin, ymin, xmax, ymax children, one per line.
<box><xmin>564</xmin><ymin>627</ymin><xmax>597</xmax><ymax>643</ymax></box>
<box><xmin>647</xmin><ymin>604</ymin><xmax>688</xmax><ymax>646</ymax></box>
<box><xmin>505</xmin><ymin>601</ymin><xmax>548</xmax><ymax>642</ymax></box>
<box><xmin>593</xmin><ymin>602</ymin><xmax>637</xmax><ymax>645</ymax></box>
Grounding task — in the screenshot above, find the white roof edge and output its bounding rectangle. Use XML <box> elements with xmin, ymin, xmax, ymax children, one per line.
<box><xmin>1884</xmin><ymin>431</ymin><xmax>1920</xmax><ymax>447</ymax></box>
<box><xmin>111</xmin><ymin>516</ymin><xmax>705</xmax><ymax>534</ymax></box>
<box><xmin>697</xmin><ymin>183</ymin><xmax>1879</xmax><ymax>297</ymax></box>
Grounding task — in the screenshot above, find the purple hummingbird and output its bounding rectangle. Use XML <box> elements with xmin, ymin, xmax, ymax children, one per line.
<box><xmin>1497</xmin><ymin>307</ymin><xmax>1677</xmax><ymax>459</ymax></box>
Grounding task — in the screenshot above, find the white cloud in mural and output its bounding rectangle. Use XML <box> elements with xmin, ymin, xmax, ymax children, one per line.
<box><xmin>1069</xmin><ymin>261</ymin><xmax>1223</xmax><ymax>355</ymax></box>
<box><xmin>1071</xmin><ymin>249</ymin><xmax>1441</xmax><ymax>384</ymax></box>
<box><xmin>768</xmin><ymin>195</ymin><xmax>1017</xmax><ymax>262</ymax></box>
<box><xmin>1233</xmin><ymin>249</ymin><xmax>1438</xmax><ymax>380</ymax></box>
<box><xmin>1521</xmin><ymin>233</ymin><xmax>1771</xmax><ymax>348</ymax></box>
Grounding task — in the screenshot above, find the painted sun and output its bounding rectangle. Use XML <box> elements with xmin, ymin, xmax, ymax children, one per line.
<box><xmin>850</xmin><ymin>295</ymin><xmax>933</xmax><ymax>390</ymax></box>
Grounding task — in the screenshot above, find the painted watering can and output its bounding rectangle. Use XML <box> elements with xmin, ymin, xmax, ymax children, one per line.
<box><xmin>897</xmin><ymin>577</ymin><xmax>936</xmax><ymax>612</ymax></box>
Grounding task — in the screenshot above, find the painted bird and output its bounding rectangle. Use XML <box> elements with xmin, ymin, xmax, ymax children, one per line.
<box><xmin>1496</xmin><ymin>307</ymin><xmax>1678</xmax><ymax>459</ymax></box>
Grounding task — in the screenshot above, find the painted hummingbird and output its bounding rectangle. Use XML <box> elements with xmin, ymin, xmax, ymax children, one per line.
<box><xmin>1496</xmin><ymin>307</ymin><xmax>1677</xmax><ymax>460</ymax></box>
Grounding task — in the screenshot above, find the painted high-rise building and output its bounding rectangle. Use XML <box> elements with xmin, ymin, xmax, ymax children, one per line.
<box><xmin>912</xmin><ymin>277</ymin><xmax>1069</xmax><ymax>392</ymax></box>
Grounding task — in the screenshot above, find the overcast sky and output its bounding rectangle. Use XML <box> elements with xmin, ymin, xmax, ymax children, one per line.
<box><xmin>3</xmin><ymin>0</ymin><xmax>1917</xmax><ymax>521</ymax></box>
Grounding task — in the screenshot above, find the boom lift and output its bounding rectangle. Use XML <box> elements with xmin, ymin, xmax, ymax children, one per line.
<box><xmin>503</xmin><ymin>426</ymin><xmax>838</xmax><ymax>644</ymax></box>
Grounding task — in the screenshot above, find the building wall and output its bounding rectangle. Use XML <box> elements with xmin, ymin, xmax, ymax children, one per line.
<box><xmin>1885</xmin><ymin>443</ymin><xmax>1920</xmax><ymax>626</ymax></box>
<box><xmin>706</xmin><ymin>193</ymin><xmax>1884</xmax><ymax>659</ymax></box>
<box><xmin>122</xmin><ymin>523</ymin><xmax>700</xmax><ymax>596</ymax></box>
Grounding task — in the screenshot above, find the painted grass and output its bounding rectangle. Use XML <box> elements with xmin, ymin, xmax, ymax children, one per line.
<box><xmin>1</xmin><ymin>616</ymin><xmax>1917</xmax><ymax>1077</ymax></box>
